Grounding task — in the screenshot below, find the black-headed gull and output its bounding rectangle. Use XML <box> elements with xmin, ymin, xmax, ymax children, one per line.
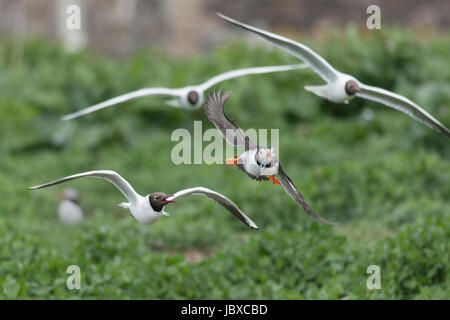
<box><xmin>62</xmin><ymin>64</ymin><xmax>307</xmax><ymax>121</ymax></box>
<box><xmin>28</xmin><ymin>170</ymin><xmax>258</xmax><ymax>229</ymax></box>
<box><xmin>204</xmin><ymin>90</ymin><xmax>338</xmax><ymax>226</ymax></box>
<box><xmin>58</xmin><ymin>188</ymin><xmax>84</xmax><ymax>225</ymax></box>
<box><xmin>218</xmin><ymin>13</ymin><xmax>450</xmax><ymax>138</ymax></box>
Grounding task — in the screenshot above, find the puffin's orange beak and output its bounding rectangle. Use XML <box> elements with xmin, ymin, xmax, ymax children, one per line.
<box><xmin>226</xmin><ymin>158</ymin><xmax>240</xmax><ymax>165</ymax></box>
<box><xmin>162</xmin><ymin>195</ymin><xmax>175</xmax><ymax>203</ymax></box>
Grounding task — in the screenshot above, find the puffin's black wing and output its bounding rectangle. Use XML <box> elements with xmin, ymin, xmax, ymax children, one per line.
<box><xmin>204</xmin><ymin>89</ymin><xmax>257</xmax><ymax>149</ymax></box>
<box><xmin>277</xmin><ymin>165</ymin><xmax>339</xmax><ymax>226</ymax></box>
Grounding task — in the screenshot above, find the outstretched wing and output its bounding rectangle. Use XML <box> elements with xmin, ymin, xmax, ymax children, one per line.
<box><xmin>28</xmin><ymin>170</ymin><xmax>140</xmax><ymax>205</ymax></box>
<box><xmin>217</xmin><ymin>13</ymin><xmax>339</xmax><ymax>83</ymax></box>
<box><xmin>198</xmin><ymin>64</ymin><xmax>308</xmax><ymax>91</ymax></box>
<box><xmin>357</xmin><ymin>83</ymin><xmax>450</xmax><ymax>138</ymax></box>
<box><xmin>167</xmin><ymin>187</ymin><xmax>258</xmax><ymax>230</ymax></box>
<box><xmin>277</xmin><ymin>165</ymin><xmax>339</xmax><ymax>226</ymax></box>
<box><xmin>204</xmin><ymin>89</ymin><xmax>257</xmax><ymax>148</ymax></box>
<box><xmin>62</xmin><ymin>88</ymin><xmax>181</xmax><ymax>120</ymax></box>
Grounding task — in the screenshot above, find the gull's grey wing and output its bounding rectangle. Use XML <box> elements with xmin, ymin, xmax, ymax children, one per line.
<box><xmin>217</xmin><ymin>13</ymin><xmax>339</xmax><ymax>83</ymax></box>
<box><xmin>168</xmin><ymin>187</ymin><xmax>258</xmax><ymax>230</ymax></box>
<box><xmin>62</xmin><ymin>87</ymin><xmax>181</xmax><ymax>121</ymax></box>
<box><xmin>358</xmin><ymin>84</ymin><xmax>450</xmax><ymax>138</ymax></box>
<box><xmin>204</xmin><ymin>89</ymin><xmax>257</xmax><ymax>148</ymax></box>
<box><xmin>277</xmin><ymin>165</ymin><xmax>339</xmax><ymax>226</ymax></box>
<box><xmin>198</xmin><ymin>64</ymin><xmax>308</xmax><ymax>91</ymax></box>
<box><xmin>28</xmin><ymin>170</ymin><xmax>140</xmax><ymax>205</ymax></box>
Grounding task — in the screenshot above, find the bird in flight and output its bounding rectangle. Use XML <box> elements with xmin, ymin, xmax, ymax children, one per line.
<box><xmin>204</xmin><ymin>89</ymin><xmax>338</xmax><ymax>226</ymax></box>
<box><xmin>28</xmin><ymin>170</ymin><xmax>258</xmax><ymax>229</ymax></box>
<box><xmin>62</xmin><ymin>64</ymin><xmax>307</xmax><ymax>121</ymax></box>
<box><xmin>218</xmin><ymin>13</ymin><xmax>450</xmax><ymax>138</ymax></box>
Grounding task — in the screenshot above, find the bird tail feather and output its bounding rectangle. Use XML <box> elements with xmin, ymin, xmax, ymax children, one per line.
<box><xmin>304</xmin><ymin>85</ymin><xmax>329</xmax><ymax>99</ymax></box>
<box><xmin>118</xmin><ymin>202</ymin><xmax>130</xmax><ymax>209</ymax></box>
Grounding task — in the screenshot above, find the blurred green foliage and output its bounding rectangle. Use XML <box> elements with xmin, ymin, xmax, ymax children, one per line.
<box><xmin>0</xmin><ymin>26</ymin><xmax>449</xmax><ymax>299</ymax></box>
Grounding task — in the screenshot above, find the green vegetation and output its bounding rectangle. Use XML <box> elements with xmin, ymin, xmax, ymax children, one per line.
<box><xmin>0</xmin><ymin>26</ymin><xmax>449</xmax><ymax>299</ymax></box>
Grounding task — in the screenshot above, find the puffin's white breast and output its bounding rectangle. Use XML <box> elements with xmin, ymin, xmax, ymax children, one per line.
<box><xmin>58</xmin><ymin>200</ymin><xmax>84</xmax><ymax>225</ymax></box>
<box><xmin>239</xmin><ymin>149</ymin><xmax>279</xmax><ymax>177</ymax></box>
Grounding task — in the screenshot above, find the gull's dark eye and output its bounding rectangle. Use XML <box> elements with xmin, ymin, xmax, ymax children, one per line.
<box><xmin>154</xmin><ymin>196</ymin><xmax>159</xmax><ymax>200</ymax></box>
<box><xmin>187</xmin><ymin>91</ymin><xmax>199</xmax><ymax>105</ymax></box>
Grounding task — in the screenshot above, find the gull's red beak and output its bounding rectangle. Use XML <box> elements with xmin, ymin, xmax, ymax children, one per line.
<box><xmin>162</xmin><ymin>195</ymin><xmax>175</xmax><ymax>203</ymax></box>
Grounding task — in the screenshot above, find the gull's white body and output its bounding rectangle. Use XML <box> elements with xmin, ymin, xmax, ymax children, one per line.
<box><xmin>58</xmin><ymin>200</ymin><xmax>84</xmax><ymax>225</ymax></box>
<box><xmin>218</xmin><ymin>13</ymin><xmax>450</xmax><ymax>137</ymax></box>
<box><xmin>119</xmin><ymin>195</ymin><xmax>165</xmax><ymax>225</ymax></box>
<box><xmin>62</xmin><ymin>64</ymin><xmax>307</xmax><ymax>120</ymax></box>
<box><xmin>305</xmin><ymin>72</ymin><xmax>357</xmax><ymax>103</ymax></box>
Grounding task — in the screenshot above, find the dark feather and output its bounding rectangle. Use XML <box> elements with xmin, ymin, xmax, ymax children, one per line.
<box><xmin>277</xmin><ymin>165</ymin><xmax>339</xmax><ymax>226</ymax></box>
<box><xmin>204</xmin><ymin>89</ymin><xmax>257</xmax><ymax>149</ymax></box>
<box><xmin>237</xmin><ymin>164</ymin><xmax>269</xmax><ymax>182</ymax></box>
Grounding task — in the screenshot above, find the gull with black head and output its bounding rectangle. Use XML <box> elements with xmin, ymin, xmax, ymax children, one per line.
<box><xmin>28</xmin><ymin>170</ymin><xmax>258</xmax><ymax>229</ymax></box>
<box><xmin>218</xmin><ymin>13</ymin><xmax>450</xmax><ymax>138</ymax></box>
<box><xmin>62</xmin><ymin>64</ymin><xmax>307</xmax><ymax>120</ymax></box>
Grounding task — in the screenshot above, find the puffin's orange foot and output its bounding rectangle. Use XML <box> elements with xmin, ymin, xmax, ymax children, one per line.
<box><xmin>268</xmin><ymin>176</ymin><xmax>281</xmax><ymax>184</ymax></box>
<box><xmin>226</xmin><ymin>158</ymin><xmax>239</xmax><ymax>165</ymax></box>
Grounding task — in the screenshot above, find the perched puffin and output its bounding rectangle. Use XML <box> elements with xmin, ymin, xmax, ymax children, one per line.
<box><xmin>58</xmin><ymin>188</ymin><xmax>84</xmax><ymax>225</ymax></box>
